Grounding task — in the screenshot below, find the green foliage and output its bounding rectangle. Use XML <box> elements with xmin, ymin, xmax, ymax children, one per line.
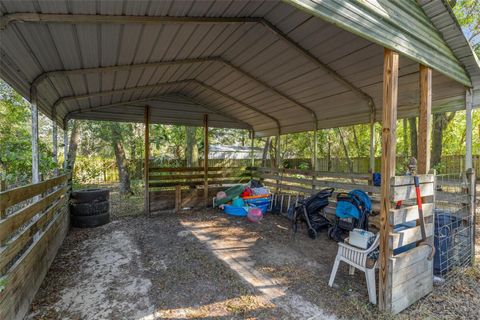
<box><xmin>453</xmin><ymin>0</ymin><xmax>480</xmax><ymax>56</ymax></box>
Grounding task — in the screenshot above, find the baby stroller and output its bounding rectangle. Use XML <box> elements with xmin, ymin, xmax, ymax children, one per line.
<box><xmin>328</xmin><ymin>189</ymin><xmax>371</xmax><ymax>242</ymax></box>
<box><xmin>291</xmin><ymin>188</ymin><xmax>334</xmax><ymax>239</ymax></box>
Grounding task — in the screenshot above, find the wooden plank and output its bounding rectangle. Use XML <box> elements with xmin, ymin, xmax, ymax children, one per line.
<box><xmin>313</xmin><ymin>180</ymin><xmax>379</xmax><ymax>193</ymax></box>
<box><xmin>389</xmin><ymin>245</ymin><xmax>432</xmax><ymax>270</ymax></box>
<box><xmin>149</xmin><ymin>167</ymin><xmax>205</xmax><ymax>173</ymax></box>
<box><xmin>204</xmin><ymin>114</ymin><xmax>209</xmax><ymax>206</ymax></box>
<box><xmin>148</xmin><ymin>174</ymin><xmax>207</xmax><ymax>181</ymax></box>
<box><xmin>391</xmin><ymin>182</ymin><xmax>434</xmax><ymax>201</ymax></box>
<box><xmin>390</xmin><ymin>272</ymin><xmax>432</xmax><ymax>314</ymax></box>
<box><xmin>0</xmin><ymin>174</ymin><xmax>67</xmax><ymax>211</ymax></box>
<box><xmin>391</xmin><ymin>256</ymin><xmax>432</xmax><ymax>287</ymax></box>
<box><xmin>175</xmin><ymin>185</ymin><xmax>181</xmax><ymax>213</ymax></box>
<box><xmin>0</xmin><ymin>186</ymin><xmax>67</xmax><ymax>243</ymax></box>
<box><xmin>261</xmin><ymin>173</ymin><xmax>312</xmax><ymax>185</ymax></box>
<box><xmin>149</xmin><ymin>181</ymin><xmax>203</xmax><ymax>188</ymax></box>
<box><xmin>149</xmin><ymin>166</ymin><xmax>247</xmax><ymax>173</ymax></box>
<box><xmin>388</xmin><ymin>203</ymin><xmax>434</xmax><ymax>226</ymax></box>
<box><xmin>390</xmin><ymin>174</ymin><xmax>435</xmax><ymax>186</ymax></box>
<box><xmin>262</xmin><ymin>181</ymin><xmax>312</xmax><ymax>195</ymax></box>
<box><xmin>379</xmin><ymin>48</ymin><xmax>399</xmax><ymax>311</ymax></box>
<box><xmin>389</xmin><ymin>223</ymin><xmax>434</xmax><ymax>250</ymax></box>
<box><xmin>0</xmin><ymin>196</ymin><xmax>66</xmax><ymax>273</ymax></box>
<box><xmin>418</xmin><ymin>65</ymin><xmax>432</xmax><ymax>174</ymax></box>
<box><xmin>149</xmin><ymin>171</ymin><xmax>248</xmax><ymax>181</ymax></box>
<box><xmin>257</xmin><ymin>167</ymin><xmax>371</xmax><ymax>180</ymax></box>
<box><xmin>0</xmin><ymin>206</ymin><xmax>69</xmax><ymax>320</ymax></box>
<box><xmin>387</xmin><ymin>243</ymin><xmax>433</xmax><ymax>313</ymax></box>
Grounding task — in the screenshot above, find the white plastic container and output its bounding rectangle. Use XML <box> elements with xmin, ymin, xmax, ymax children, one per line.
<box><xmin>348</xmin><ymin>229</ymin><xmax>375</xmax><ymax>249</ymax></box>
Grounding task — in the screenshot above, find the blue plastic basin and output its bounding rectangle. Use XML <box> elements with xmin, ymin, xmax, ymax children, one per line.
<box><xmin>224</xmin><ymin>205</ymin><xmax>248</xmax><ymax>217</ymax></box>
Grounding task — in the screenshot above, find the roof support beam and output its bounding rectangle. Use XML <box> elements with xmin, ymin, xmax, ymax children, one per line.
<box><xmin>3</xmin><ymin>13</ymin><xmax>374</xmax><ymax>122</ymax></box>
<box><xmin>65</xmin><ymin>94</ymin><xmax>253</xmax><ymax>130</ymax></box>
<box><xmin>34</xmin><ymin>57</ymin><xmax>317</xmax><ymax>129</ymax></box>
<box><xmin>61</xmin><ymin>80</ymin><xmax>279</xmax><ymax>132</ymax></box>
<box><xmin>175</xmin><ymin>94</ymin><xmax>253</xmax><ymax>131</ymax></box>
<box><xmin>192</xmin><ymin>80</ymin><xmax>281</xmax><ymax>134</ymax></box>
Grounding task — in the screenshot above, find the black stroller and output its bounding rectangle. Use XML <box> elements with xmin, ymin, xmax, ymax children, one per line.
<box><xmin>291</xmin><ymin>188</ymin><xmax>334</xmax><ymax>239</ymax></box>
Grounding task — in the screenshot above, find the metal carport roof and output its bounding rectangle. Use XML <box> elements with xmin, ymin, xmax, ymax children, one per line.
<box><xmin>0</xmin><ymin>0</ymin><xmax>478</xmax><ymax>137</ymax></box>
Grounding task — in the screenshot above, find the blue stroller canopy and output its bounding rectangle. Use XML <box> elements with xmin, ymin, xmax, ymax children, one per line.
<box><xmin>335</xmin><ymin>189</ymin><xmax>371</xmax><ymax>219</ymax></box>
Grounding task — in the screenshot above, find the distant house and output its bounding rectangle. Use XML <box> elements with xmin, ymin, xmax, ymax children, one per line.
<box><xmin>209</xmin><ymin>145</ymin><xmax>263</xmax><ymax>160</ymax></box>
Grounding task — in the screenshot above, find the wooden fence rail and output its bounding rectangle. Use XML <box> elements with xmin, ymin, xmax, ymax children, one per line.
<box><xmin>148</xmin><ymin>167</ymin><xmax>256</xmax><ymax>212</ymax></box>
<box><xmin>0</xmin><ymin>173</ymin><xmax>70</xmax><ymax>320</ymax></box>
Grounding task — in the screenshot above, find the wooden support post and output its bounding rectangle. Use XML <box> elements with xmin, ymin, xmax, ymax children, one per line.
<box><xmin>31</xmin><ymin>98</ymin><xmax>40</xmax><ymax>184</ymax></box>
<box><xmin>175</xmin><ymin>185</ymin><xmax>181</xmax><ymax>213</ymax></box>
<box><xmin>204</xmin><ymin>114</ymin><xmax>209</xmax><ymax>207</ymax></box>
<box><xmin>379</xmin><ymin>48</ymin><xmax>399</xmax><ymax>310</ymax></box>
<box><xmin>144</xmin><ymin>106</ymin><xmax>150</xmax><ymax>214</ymax></box>
<box><xmin>418</xmin><ymin>65</ymin><xmax>432</xmax><ymax>174</ymax></box>
<box><xmin>466</xmin><ymin>89</ymin><xmax>473</xmax><ymax>170</ymax></box>
<box><xmin>52</xmin><ymin>118</ymin><xmax>58</xmax><ymax>175</ymax></box>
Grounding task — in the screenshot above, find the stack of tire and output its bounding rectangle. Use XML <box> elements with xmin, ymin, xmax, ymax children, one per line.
<box><xmin>70</xmin><ymin>189</ymin><xmax>110</xmax><ymax>228</ymax></box>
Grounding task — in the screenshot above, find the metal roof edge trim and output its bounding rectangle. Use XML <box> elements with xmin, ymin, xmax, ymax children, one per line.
<box><xmin>284</xmin><ymin>0</ymin><xmax>472</xmax><ymax>87</ymax></box>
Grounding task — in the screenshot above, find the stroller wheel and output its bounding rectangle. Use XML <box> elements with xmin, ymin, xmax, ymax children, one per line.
<box><xmin>308</xmin><ymin>228</ymin><xmax>317</xmax><ymax>239</ymax></box>
<box><xmin>327</xmin><ymin>226</ymin><xmax>335</xmax><ymax>240</ymax></box>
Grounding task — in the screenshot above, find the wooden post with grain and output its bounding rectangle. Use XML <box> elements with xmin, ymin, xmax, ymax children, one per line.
<box><xmin>203</xmin><ymin>114</ymin><xmax>209</xmax><ymax>207</ymax></box>
<box><xmin>379</xmin><ymin>53</ymin><xmax>437</xmax><ymax>314</ymax></box>
<box><xmin>379</xmin><ymin>48</ymin><xmax>399</xmax><ymax>311</ymax></box>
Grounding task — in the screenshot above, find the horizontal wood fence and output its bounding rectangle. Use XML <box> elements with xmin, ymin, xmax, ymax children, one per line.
<box><xmin>0</xmin><ymin>174</ymin><xmax>70</xmax><ymax>320</ymax></box>
<box><xmin>148</xmin><ymin>167</ymin><xmax>255</xmax><ymax>212</ymax></box>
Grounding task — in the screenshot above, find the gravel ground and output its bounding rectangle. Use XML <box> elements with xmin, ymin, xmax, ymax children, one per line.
<box><xmin>27</xmin><ymin>209</ymin><xmax>479</xmax><ymax>319</ymax></box>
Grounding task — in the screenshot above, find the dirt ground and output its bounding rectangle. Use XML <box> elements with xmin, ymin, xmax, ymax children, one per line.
<box><xmin>27</xmin><ymin>209</ymin><xmax>479</xmax><ymax>320</ymax></box>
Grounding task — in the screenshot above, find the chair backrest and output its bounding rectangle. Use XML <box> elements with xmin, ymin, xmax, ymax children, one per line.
<box><xmin>366</xmin><ymin>233</ymin><xmax>380</xmax><ymax>253</ymax></box>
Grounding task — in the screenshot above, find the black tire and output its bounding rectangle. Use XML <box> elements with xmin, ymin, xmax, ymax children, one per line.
<box><xmin>70</xmin><ymin>201</ymin><xmax>109</xmax><ymax>216</ymax></box>
<box><xmin>308</xmin><ymin>228</ymin><xmax>317</xmax><ymax>239</ymax></box>
<box><xmin>71</xmin><ymin>212</ymin><xmax>110</xmax><ymax>228</ymax></box>
<box><xmin>71</xmin><ymin>188</ymin><xmax>109</xmax><ymax>204</ymax></box>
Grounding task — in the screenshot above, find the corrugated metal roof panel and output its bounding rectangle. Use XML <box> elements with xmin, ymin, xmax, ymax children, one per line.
<box><xmin>0</xmin><ymin>0</ymin><xmax>478</xmax><ymax>136</ymax></box>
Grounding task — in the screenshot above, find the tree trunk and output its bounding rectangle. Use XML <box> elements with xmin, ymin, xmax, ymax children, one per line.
<box><xmin>269</xmin><ymin>137</ymin><xmax>276</xmax><ymax>168</ymax></box>
<box><xmin>403</xmin><ymin>118</ymin><xmax>409</xmax><ymax>156</ymax></box>
<box><xmin>409</xmin><ymin>117</ymin><xmax>418</xmax><ymax>159</ymax></box>
<box><xmin>336</xmin><ymin>128</ymin><xmax>354</xmax><ymax>173</ymax></box>
<box><xmin>262</xmin><ymin>136</ymin><xmax>270</xmax><ymax>167</ymax></box>
<box><xmin>111</xmin><ymin>124</ymin><xmax>134</xmax><ymax>195</ymax></box>
<box><xmin>185</xmin><ymin>127</ymin><xmax>199</xmax><ymax>167</ymax></box>
<box><xmin>431</xmin><ymin>112</ymin><xmax>456</xmax><ymax>169</ymax></box>
<box><xmin>67</xmin><ymin>120</ymin><xmax>80</xmax><ymax>171</ymax></box>
<box><xmin>352</xmin><ymin>126</ymin><xmax>361</xmax><ymax>156</ymax></box>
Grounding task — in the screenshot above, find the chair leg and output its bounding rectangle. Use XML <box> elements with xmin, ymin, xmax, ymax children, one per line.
<box><xmin>349</xmin><ymin>265</ymin><xmax>355</xmax><ymax>276</ymax></box>
<box><xmin>328</xmin><ymin>257</ymin><xmax>341</xmax><ymax>287</ymax></box>
<box><xmin>365</xmin><ymin>268</ymin><xmax>377</xmax><ymax>305</ymax></box>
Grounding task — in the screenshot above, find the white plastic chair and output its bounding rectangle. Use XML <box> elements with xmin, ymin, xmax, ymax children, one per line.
<box><xmin>328</xmin><ymin>234</ymin><xmax>380</xmax><ymax>304</ymax></box>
